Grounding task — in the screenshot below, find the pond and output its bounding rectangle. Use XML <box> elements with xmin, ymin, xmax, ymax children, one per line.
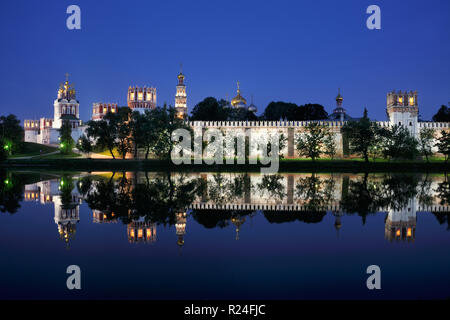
<box><xmin>0</xmin><ymin>170</ymin><xmax>449</xmax><ymax>299</ymax></box>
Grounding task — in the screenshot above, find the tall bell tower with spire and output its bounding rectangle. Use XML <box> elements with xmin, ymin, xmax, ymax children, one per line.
<box><xmin>175</xmin><ymin>64</ymin><xmax>187</xmax><ymax>119</ymax></box>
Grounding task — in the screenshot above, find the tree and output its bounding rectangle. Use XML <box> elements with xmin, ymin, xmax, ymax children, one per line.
<box><xmin>189</xmin><ymin>97</ymin><xmax>229</xmax><ymax>121</ymax></box>
<box><xmin>58</xmin><ymin>121</ymin><xmax>74</xmax><ymax>154</ymax></box>
<box><xmin>76</xmin><ymin>135</ymin><xmax>92</xmax><ymax>158</ymax></box>
<box><xmin>323</xmin><ymin>131</ymin><xmax>337</xmax><ymax>159</ymax></box>
<box><xmin>115</xmin><ymin>107</ymin><xmax>132</xmax><ymax>159</ymax></box>
<box><xmin>149</xmin><ymin>104</ymin><xmax>192</xmax><ymax>160</ymax></box>
<box><xmin>295</xmin><ymin>104</ymin><xmax>328</xmax><ymax>121</ymax></box>
<box><xmin>129</xmin><ymin>111</ymin><xmax>154</xmax><ymax>160</ymax></box>
<box><xmin>86</xmin><ymin>106</ymin><xmax>132</xmax><ymax>159</ymax></box>
<box><xmin>266</xmin><ymin>132</ymin><xmax>288</xmax><ymax>159</ymax></box>
<box><xmin>368</xmin><ymin>125</ymin><xmax>384</xmax><ymax>161</ymax></box>
<box><xmin>86</xmin><ymin>119</ymin><xmax>117</xmax><ymax>159</ymax></box>
<box><xmin>341</xmin><ymin>109</ymin><xmax>374</xmax><ymax>162</ymax></box>
<box><xmin>262</xmin><ymin>101</ymin><xmax>297</xmax><ymax>121</ymax></box>
<box><xmin>295</xmin><ymin>122</ymin><xmax>329</xmax><ymax>161</ymax></box>
<box><xmin>0</xmin><ymin>114</ymin><xmax>24</xmax><ymax>155</ymax></box>
<box><xmin>0</xmin><ymin>139</ymin><xmax>7</xmax><ymax>161</ymax></box>
<box><xmin>379</xmin><ymin>125</ymin><xmax>419</xmax><ymax>160</ymax></box>
<box><xmin>436</xmin><ymin>130</ymin><xmax>450</xmax><ymax>163</ymax></box>
<box><xmin>418</xmin><ymin>127</ymin><xmax>435</xmax><ymax>162</ymax></box>
<box><xmin>227</xmin><ymin>107</ymin><xmax>258</xmax><ymax>121</ymax></box>
<box><xmin>432</xmin><ymin>105</ymin><xmax>450</xmax><ymax>122</ymax></box>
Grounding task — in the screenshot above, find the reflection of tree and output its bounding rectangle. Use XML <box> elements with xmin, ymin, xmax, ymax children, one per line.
<box><xmin>85</xmin><ymin>172</ymin><xmax>203</xmax><ymax>226</ymax></box>
<box><xmin>341</xmin><ymin>173</ymin><xmax>380</xmax><ymax>224</ymax></box>
<box><xmin>59</xmin><ymin>175</ymin><xmax>75</xmax><ymax>209</ymax></box>
<box><xmin>341</xmin><ymin>173</ymin><xmax>419</xmax><ymax>224</ymax></box>
<box><xmin>436</xmin><ymin>175</ymin><xmax>450</xmax><ymax>207</ymax></box>
<box><xmin>376</xmin><ymin>174</ymin><xmax>419</xmax><ymax>210</ymax></box>
<box><xmin>434</xmin><ymin>174</ymin><xmax>450</xmax><ymax>230</ymax></box>
<box><xmin>0</xmin><ymin>170</ymin><xmax>23</xmax><ymax>214</ymax></box>
<box><xmin>191</xmin><ymin>209</ymin><xmax>253</xmax><ymax>230</ymax></box>
<box><xmin>77</xmin><ymin>176</ymin><xmax>92</xmax><ymax>197</ymax></box>
<box><xmin>257</xmin><ymin>174</ymin><xmax>285</xmax><ymax>201</ymax></box>
<box><xmin>432</xmin><ymin>211</ymin><xmax>450</xmax><ymax>230</ymax></box>
<box><xmin>417</xmin><ymin>174</ymin><xmax>433</xmax><ymax>207</ymax></box>
<box><xmin>205</xmin><ymin>173</ymin><xmax>251</xmax><ymax>204</ymax></box>
<box><xmin>207</xmin><ymin>174</ymin><xmax>234</xmax><ymax>205</ymax></box>
<box><xmin>264</xmin><ymin>210</ymin><xmax>326</xmax><ymax>224</ymax></box>
<box><xmin>295</xmin><ymin>174</ymin><xmax>335</xmax><ymax>211</ymax></box>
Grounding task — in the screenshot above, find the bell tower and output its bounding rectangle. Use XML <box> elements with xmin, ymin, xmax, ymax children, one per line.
<box><xmin>387</xmin><ymin>90</ymin><xmax>419</xmax><ymax>136</ymax></box>
<box><xmin>175</xmin><ymin>65</ymin><xmax>187</xmax><ymax>119</ymax></box>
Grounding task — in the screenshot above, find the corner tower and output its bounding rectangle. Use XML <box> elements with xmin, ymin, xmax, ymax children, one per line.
<box><xmin>175</xmin><ymin>66</ymin><xmax>187</xmax><ymax>119</ymax></box>
<box><xmin>387</xmin><ymin>90</ymin><xmax>418</xmax><ymax>136</ymax></box>
<box><xmin>127</xmin><ymin>86</ymin><xmax>157</xmax><ymax>114</ymax></box>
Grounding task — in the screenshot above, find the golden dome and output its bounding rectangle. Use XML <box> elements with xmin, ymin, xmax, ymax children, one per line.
<box><xmin>231</xmin><ymin>81</ymin><xmax>247</xmax><ymax>107</ymax></box>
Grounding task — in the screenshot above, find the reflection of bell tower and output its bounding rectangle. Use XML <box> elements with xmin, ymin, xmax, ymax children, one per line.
<box><xmin>385</xmin><ymin>198</ymin><xmax>416</xmax><ymax>242</ymax></box>
<box><xmin>333</xmin><ymin>210</ymin><xmax>344</xmax><ymax>237</ymax></box>
<box><xmin>176</xmin><ymin>211</ymin><xmax>187</xmax><ymax>247</ymax></box>
<box><xmin>231</xmin><ymin>214</ymin><xmax>246</xmax><ymax>240</ymax></box>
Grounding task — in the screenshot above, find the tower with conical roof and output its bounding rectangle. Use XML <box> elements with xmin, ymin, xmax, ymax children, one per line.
<box><xmin>175</xmin><ymin>65</ymin><xmax>188</xmax><ymax>119</ymax></box>
<box><xmin>175</xmin><ymin>211</ymin><xmax>187</xmax><ymax>247</ymax></box>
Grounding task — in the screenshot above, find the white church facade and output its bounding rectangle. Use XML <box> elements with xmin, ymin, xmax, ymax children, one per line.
<box><xmin>24</xmin><ymin>75</ymin><xmax>85</xmax><ymax>145</ymax></box>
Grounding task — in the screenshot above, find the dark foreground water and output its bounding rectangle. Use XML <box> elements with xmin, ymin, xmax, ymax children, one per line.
<box><xmin>0</xmin><ymin>171</ymin><xmax>449</xmax><ymax>299</ymax></box>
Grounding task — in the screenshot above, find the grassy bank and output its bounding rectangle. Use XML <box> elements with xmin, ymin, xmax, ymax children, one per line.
<box><xmin>9</xmin><ymin>142</ymin><xmax>58</xmax><ymax>158</ymax></box>
<box><xmin>2</xmin><ymin>157</ymin><xmax>450</xmax><ymax>173</ymax></box>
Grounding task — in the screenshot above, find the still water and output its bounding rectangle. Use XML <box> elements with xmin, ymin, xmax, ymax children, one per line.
<box><xmin>0</xmin><ymin>170</ymin><xmax>449</xmax><ymax>299</ymax></box>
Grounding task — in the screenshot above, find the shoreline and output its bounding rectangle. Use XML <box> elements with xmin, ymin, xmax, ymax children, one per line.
<box><xmin>2</xmin><ymin>158</ymin><xmax>450</xmax><ymax>173</ymax></box>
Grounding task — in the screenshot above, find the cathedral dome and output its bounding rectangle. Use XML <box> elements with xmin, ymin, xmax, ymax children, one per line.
<box><xmin>231</xmin><ymin>81</ymin><xmax>247</xmax><ymax>107</ymax></box>
<box><xmin>248</xmin><ymin>103</ymin><xmax>257</xmax><ymax>113</ymax></box>
<box><xmin>247</xmin><ymin>95</ymin><xmax>257</xmax><ymax>113</ymax></box>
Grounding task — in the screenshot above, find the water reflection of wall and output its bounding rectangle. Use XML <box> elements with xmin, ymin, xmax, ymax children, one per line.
<box><xmin>22</xmin><ymin>173</ymin><xmax>450</xmax><ymax>245</ymax></box>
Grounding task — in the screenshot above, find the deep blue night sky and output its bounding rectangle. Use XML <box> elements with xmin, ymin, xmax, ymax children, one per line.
<box><xmin>0</xmin><ymin>0</ymin><xmax>449</xmax><ymax>122</ymax></box>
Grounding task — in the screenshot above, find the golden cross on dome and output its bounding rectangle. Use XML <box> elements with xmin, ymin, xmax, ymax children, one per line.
<box><xmin>237</xmin><ymin>81</ymin><xmax>240</xmax><ymax>92</ymax></box>
<box><xmin>65</xmin><ymin>73</ymin><xmax>70</xmax><ymax>82</ymax></box>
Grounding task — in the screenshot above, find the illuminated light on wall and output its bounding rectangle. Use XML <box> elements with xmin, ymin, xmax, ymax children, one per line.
<box><xmin>138</xmin><ymin>92</ymin><xmax>143</xmax><ymax>101</ymax></box>
<box><xmin>130</xmin><ymin>92</ymin><xmax>135</xmax><ymax>101</ymax></box>
<box><xmin>130</xmin><ymin>229</ymin><xmax>135</xmax><ymax>238</ymax></box>
<box><xmin>409</xmin><ymin>97</ymin><xmax>414</xmax><ymax>106</ymax></box>
<box><xmin>407</xmin><ymin>228</ymin><xmax>412</xmax><ymax>237</ymax></box>
<box><xmin>138</xmin><ymin>229</ymin><xmax>143</xmax><ymax>238</ymax></box>
<box><xmin>396</xmin><ymin>229</ymin><xmax>401</xmax><ymax>237</ymax></box>
<box><xmin>398</xmin><ymin>97</ymin><xmax>403</xmax><ymax>104</ymax></box>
